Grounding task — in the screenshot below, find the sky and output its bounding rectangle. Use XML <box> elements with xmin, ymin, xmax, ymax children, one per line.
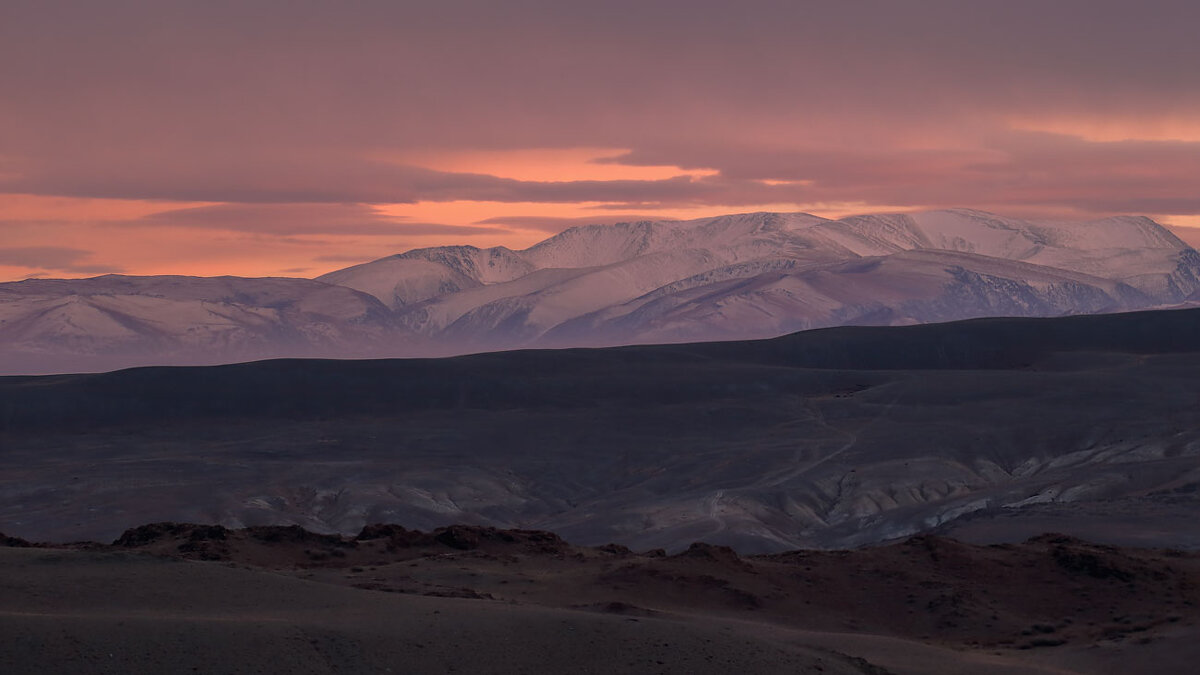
<box><xmin>2</xmin><ymin>0</ymin><xmax>1200</xmax><ymax>281</ymax></box>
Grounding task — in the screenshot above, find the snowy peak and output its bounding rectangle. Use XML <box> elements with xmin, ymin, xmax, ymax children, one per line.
<box><xmin>815</xmin><ymin>213</ymin><xmax>933</xmax><ymax>256</ymax></box>
<box><xmin>1029</xmin><ymin>215</ymin><xmax>1190</xmax><ymax>251</ymax></box>
<box><xmin>902</xmin><ymin>210</ymin><xmax>1046</xmax><ymax>259</ymax></box>
<box><xmin>811</xmin><ymin>209</ymin><xmax>1189</xmax><ymax>261</ymax></box>
<box><xmin>316</xmin><ymin>207</ymin><xmax>1199</xmax><ymax>344</ymax></box>
<box><xmin>672</xmin><ymin>211</ymin><xmax>826</xmax><ymax>242</ymax></box>
<box><xmin>5</xmin><ymin>208</ymin><xmax>1198</xmax><ymax>375</ymax></box>
<box><xmin>520</xmin><ymin>219</ymin><xmax>683</xmax><ymax>268</ymax></box>
<box><xmin>0</xmin><ymin>274</ymin><xmax>401</xmax><ymax>374</ymax></box>
<box><xmin>316</xmin><ymin>245</ymin><xmax>535</xmax><ymax>309</ymax></box>
<box><xmin>519</xmin><ymin>212</ymin><xmax>832</xmax><ymax>270</ymax></box>
<box><xmin>893</xmin><ymin>209</ymin><xmax>1188</xmax><ymax>257</ymax></box>
<box><xmin>397</xmin><ymin>245</ymin><xmax>534</xmax><ymax>284</ymax></box>
<box><xmin>327</xmin><ymin>207</ymin><xmax>1194</xmax><ymax>314</ymax></box>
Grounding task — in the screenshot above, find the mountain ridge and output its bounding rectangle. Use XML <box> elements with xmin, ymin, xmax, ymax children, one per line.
<box><xmin>2</xmin><ymin>208</ymin><xmax>1198</xmax><ymax>374</ymax></box>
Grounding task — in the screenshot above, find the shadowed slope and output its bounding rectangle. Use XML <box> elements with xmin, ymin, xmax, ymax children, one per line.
<box><xmin>1</xmin><ymin>308</ymin><xmax>1199</xmax><ymax>552</ymax></box>
<box><xmin>2</xmin><ymin>306</ymin><xmax>1199</xmax><ymax>429</ymax></box>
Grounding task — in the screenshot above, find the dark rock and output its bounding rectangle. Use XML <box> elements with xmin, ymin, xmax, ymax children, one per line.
<box><xmin>1051</xmin><ymin>546</ymin><xmax>1134</xmax><ymax>582</ymax></box>
<box><xmin>356</xmin><ymin>524</ymin><xmax>435</xmax><ymax>548</ymax></box>
<box><xmin>597</xmin><ymin>543</ymin><xmax>634</xmax><ymax>557</ymax></box>
<box><xmin>431</xmin><ymin>525</ymin><xmax>569</xmax><ymax>553</ymax></box>
<box><xmin>188</xmin><ymin>525</ymin><xmax>228</xmax><ymax>541</ymax></box>
<box><xmin>434</xmin><ymin>525</ymin><xmax>484</xmax><ymax>550</ymax></box>
<box><xmin>673</xmin><ymin>542</ymin><xmax>750</xmax><ymax>569</ymax></box>
<box><xmin>246</xmin><ymin>525</ymin><xmax>354</xmax><ymax>548</ymax></box>
<box><xmin>0</xmin><ymin>532</ymin><xmax>31</xmax><ymax>547</ymax></box>
<box><xmin>114</xmin><ymin>522</ymin><xmax>194</xmax><ymax>547</ymax></box>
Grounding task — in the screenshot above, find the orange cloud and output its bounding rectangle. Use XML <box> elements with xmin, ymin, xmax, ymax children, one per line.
<box><xmin>5</xmin><ymin>0</ymin><xmax>1200</xmax><ymax>282</ymax></box>
<box><xmin>1</xmin><ymin>188</ymin><xmax>940</xmax><ymax>282</ymax></box>
<box><xmin>1009</xmin><ymin>116</ymin><xmax>1200</xmax><ymax>143</ymax></box>
<box><xmin>0</xmin><ymin>193</ymin><xmax>215</xmax><ymax>221</ymax></box>
<box><xmin>384</xmin><ymin>147</ymin><xmax>718</xmax><ymax>182</ymax></box>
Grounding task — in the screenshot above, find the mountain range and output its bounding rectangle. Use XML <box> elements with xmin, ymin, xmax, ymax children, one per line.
<box><xmin>2</xmin><ymin>208</ymin><xmax>1199</xmax><ymax>374</ymax></box>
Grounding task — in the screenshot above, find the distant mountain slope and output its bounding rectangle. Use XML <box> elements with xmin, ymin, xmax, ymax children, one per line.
<box><xmin>0</xmin><ymin>275</ymin><xmax>405</xmax><ymax>374</ymax></box>
<box><xmin>321</xmin><ymin>208</ymin><xmax>1200</xmax><ymax>352</ymax></box>
<box><xmin>316</xmin><ymin>245</ymin><xmax>535</xmax><ymax>308</ymax></box>
<box><xmin>2</xmin><ymin>208</ymin><xmax>1198</xmax><ymax>373</ymax></box>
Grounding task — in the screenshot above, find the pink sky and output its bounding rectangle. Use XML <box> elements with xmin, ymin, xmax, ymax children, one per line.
<box><xmin>2</xmin><ymin>1</ymin><xmax>1200</xmax><ymax>281</ymax></box>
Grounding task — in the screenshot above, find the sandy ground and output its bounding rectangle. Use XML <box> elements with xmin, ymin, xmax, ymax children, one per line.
<box><xmin>4</xmin><ymin>524</ymin><xmax>1200</xmax><ymax>673</ymax></box>
<box><xmin>0</xmin><ymin>548</ymin><xmax>890</xmax><ymax>674</ymax></box>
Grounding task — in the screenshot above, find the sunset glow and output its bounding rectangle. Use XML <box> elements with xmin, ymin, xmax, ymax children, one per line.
<box><xmin>3</xmin><ymin>1</ymin><xmax>1199</xmax><ymax>281</ymax></box>
<box><xmin>1009</xmin><ymin>116</ymin><xmax>1200</xmax><ymax>144</ymax></box>
<box><xmin>384</xmin><ymin>148</ymin><xmax>720</xmax><ymax>183</ymax></box>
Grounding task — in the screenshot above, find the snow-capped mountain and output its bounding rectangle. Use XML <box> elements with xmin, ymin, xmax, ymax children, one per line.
<box><xmin>2</xmin><ymin>209</ymin><xmax>1198</xmax><ymax>374</ymax></box>
<box><xmin>319</xmin><ymin>209</ymin><xmax>1200</xmax><ymax>351</ymax></box>
<box><xmin>0</xmin><ymin>276</ymin><xmax>405</xmax><ymax>374</ymax></box>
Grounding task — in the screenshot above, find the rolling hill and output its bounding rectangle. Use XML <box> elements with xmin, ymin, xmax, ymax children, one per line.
<box><xmin>3</xmin><ymin>307</ymin><xmax>1199</xmax><ymax>553</ymax></box>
